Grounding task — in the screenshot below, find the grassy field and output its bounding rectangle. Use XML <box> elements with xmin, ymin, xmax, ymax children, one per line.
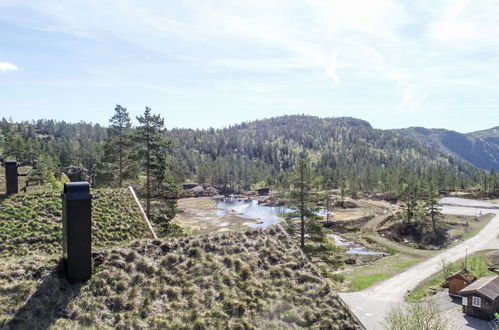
<box><xmin>337</xmin><ymin>232</ymin><xmax>436</xmax><ymax>292</ymax></box>
<box><xmin>447</xmin><ymin>213</ymin><xmax>494</xmax><ymax>243</ymax></box>
<box><xmin>344</xmin><ymin>253</ymin><xmax>422</xmax><ymax>291</ymax></box>
<box><xmin>406</xmin><ymin>251</ymin><xmax>498</xmax><ymax>302</ymax></box>
<box><xmin>0</xmin><ymin>228</ymin><xmax>359</xmax><ymax>329</ymax></box>
<box><xmin>0</xmin><ymin>188</ymin><xmax>153</xmax><ymax>257</ymax></box>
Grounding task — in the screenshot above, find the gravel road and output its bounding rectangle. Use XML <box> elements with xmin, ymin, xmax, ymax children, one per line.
<box><xmin>340</xmin><ymin>198</ymin><xmax>499</xmax><ymax>329</ymax></box>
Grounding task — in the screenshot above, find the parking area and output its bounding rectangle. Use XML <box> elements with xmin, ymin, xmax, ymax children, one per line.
<box><xmin>431</xmin><ymin>290</ymin><xmax>490</xmax><ymax>330</ymax></box>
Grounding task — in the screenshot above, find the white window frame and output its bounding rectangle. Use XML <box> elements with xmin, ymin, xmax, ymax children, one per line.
<box><xmin>462</xmin><ymin>296</ymin><xmax>468</xmax><ymax>306</ymax></box>
<box><xmin>472</xmin><ymin>296</ymin><xmax>481</xmax><ymax>308</ymax></box>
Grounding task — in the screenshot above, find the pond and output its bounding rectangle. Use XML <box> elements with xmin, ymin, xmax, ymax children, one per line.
<box><xmin>216</xmin><ymin>196</ymin><xmax>384</xmax><ymax>255</ymax></box>
<box><xmin>329</xmin><ymin>234</ymin><xmax>385</xmax><ymax>255</ymax></box>
<box><xmin>216</xmin><ymin>196</ymin><xmax>289</xmax><ymax>228</ymax></box>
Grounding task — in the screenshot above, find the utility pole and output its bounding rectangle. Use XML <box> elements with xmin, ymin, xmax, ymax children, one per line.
<box><xmin>464</xmin><ymin>248</ymin><xmax>468</xmax><ymax>270</ymax></box>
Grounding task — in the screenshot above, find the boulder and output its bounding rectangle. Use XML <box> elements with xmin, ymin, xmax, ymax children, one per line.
<box><xmin>334</xmin><ymin>201</ymin><xmax>357</xmax><ymax>208</ymax></box>
<box><xmin>63</xmin><ymin>166</ymin><xmax>91</xmax><ymax>182</ymax></box>
<box><xmin>182</xmin><ymin>185</ymin><xmax>220</xmax><ymax>198</ymax></box>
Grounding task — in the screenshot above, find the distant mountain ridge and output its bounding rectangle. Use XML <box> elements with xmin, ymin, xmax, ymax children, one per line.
<box><xmin>0</xmin><ymin>115</ymin><xmax>491</xmax><ymax>192</ymax></box>
<box><xmin>167</xmin><ymin>115</ymin><xmax>482</xmax><ymax>191</ymax></box>
<box><xmin>468</xmin><ymin>126</ymin><xmax>499</xmax><ymax>144</ymax></box>
<box><xmin>391</xmin><ymin>126</ymin><xmax>499</xmax><ymax>171</ymax></box>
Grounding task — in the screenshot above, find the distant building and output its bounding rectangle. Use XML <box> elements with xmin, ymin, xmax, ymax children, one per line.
<box><xmin>182</xmin><ymin>183</ymin><xmax>199</xmax><ymax>190</ymax></box>
<box><xmin>257</xmin><ymin>187</ymin><xmax>270</xmax><ymax>196</ymax></box>
<box><xmin>447</xmin><ymin>270</ymin><xmax>476</xmax><ymax>295</ymax></box>
<box><xmin>458</xmin><ymin>276</ymin><xmax>499</xmax><ymax>320</ymax></box>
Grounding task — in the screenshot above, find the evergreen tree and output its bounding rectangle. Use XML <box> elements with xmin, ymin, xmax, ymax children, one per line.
<box><xmin>481</xmin><ymin>171</ymin><xmax>489</xmax><ymax>195</ymax></box>
<box><xmin>101</xmin><ymin>105</ymin><xmax>134</xmax><ymax>187</ymax></box>
<box><xmin>490</xmin><ymin>169</ymin><xmax>498</xmax><ymax>196</ymax></box>
<box><xmin>424</xmin><ymin>182</ymin><xmax>442</xmax><ymax>236</ymax></box>
<box><xmin>135</xmin><ymin>107</ymin><xmax>167</xmax><ymax>217</ymax></box>
<box><xmin>285</xmin><ymin>153</ymin><xmax>315</xmax><ymax>249</ymax></box>
<box><xmin>399</xmin><ymin>182</ymin><xmax>419</xmax><ymax>224</ymax></box>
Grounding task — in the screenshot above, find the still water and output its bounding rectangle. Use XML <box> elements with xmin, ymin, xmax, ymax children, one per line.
<box><xmin>216</xmin><ymin>196</ymin><xmax>383</xmax><ymax>255</ymax></box>
<box><xmin>216</xmin><ymin>196</ymin><xmax>289</xmax><ymax>228</ymax></box>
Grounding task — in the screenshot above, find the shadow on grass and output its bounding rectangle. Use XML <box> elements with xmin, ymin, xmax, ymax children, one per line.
<box><xmin>4</xmin><ymin>259</ymin><xmax>83</xmax><ymax>330</ymax></box>
<box><xmin>0</xmin><ymin>193</ymin><xmax>9</xmax><ymax>203</ymax></box>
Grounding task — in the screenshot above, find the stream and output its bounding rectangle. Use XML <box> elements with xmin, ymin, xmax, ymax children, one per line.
<box><xmin>216</xmin><ymin>196</ymin><xmax>383</xmax><ymax>255</ymax></box>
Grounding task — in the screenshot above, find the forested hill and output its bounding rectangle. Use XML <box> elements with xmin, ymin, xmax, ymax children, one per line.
<box><xmin>392</xmin><ymin>127</ymin><xmax>499</xmax><ymax>171</ymax></box>
<box><xmin>0</xmin><ymin>115</ymin><xmax>485</xmax><ymax>193</ymax></box>
<box><xmin>166</xmin><ymin>115</ymin><xmax>481</xmax><ymax>192</ymax></box>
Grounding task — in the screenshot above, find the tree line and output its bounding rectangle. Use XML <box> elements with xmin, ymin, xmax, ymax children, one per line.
<box><xmin>0</xmin><ymin>107</ymin><xmax>179</xmax><ymax>234</ymax></box>
<box><xmin>1</xmin><ymin>112</ymin><xmax>497</xmax><ymax>212</ymax></box>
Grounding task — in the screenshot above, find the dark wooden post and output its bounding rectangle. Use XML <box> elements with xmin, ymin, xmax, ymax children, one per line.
<box><xmin>62</xmin><ymin>182</ymin><xmax>92</xmax><ymax>282</ymax></box>
<box><xmin>5</xmin><ymin>160</ymin><xmax>19</xmax><ymax>194</ymax></box>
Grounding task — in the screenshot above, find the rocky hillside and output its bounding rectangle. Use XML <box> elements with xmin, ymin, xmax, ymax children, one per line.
<box><xmin>0</xmin><ymin>228</ymin><xmax>359</xmax><ymax>329</ymax></box>
<box><xmin>468</xmin><ymin>126</ymin><xmax>499</xmax><ymax>145</ymax></box>
<box><xmin>0</xmin><ymin>188</ymin><xmax>153</xmax><ymax>257</ymax></box>
<box><xmin>392</xmin><ymin>127</ymin><xmax>499</xmax><ymax>171</ymax></box>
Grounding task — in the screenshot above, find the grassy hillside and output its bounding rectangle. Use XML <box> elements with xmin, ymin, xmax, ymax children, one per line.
<box><xmin>0</xmin><ymin>188</ymin><xmax>153</xmax><ymax>257</ymax></box>
<box><xmin>1</xmin><ymin>228</ymin><xmax>358</xmax><ymax>329</ymax></box>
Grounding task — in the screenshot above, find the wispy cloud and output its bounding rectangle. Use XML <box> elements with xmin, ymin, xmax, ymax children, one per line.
<box><xmin>1</xmin><ymin>0</ymin><xmax>499</xmax><ymax>128</ymax></box>
<box><xmin>0</xmin><ymin>62</ymin><xmax>18</xmax><ymax>71</ymax></box>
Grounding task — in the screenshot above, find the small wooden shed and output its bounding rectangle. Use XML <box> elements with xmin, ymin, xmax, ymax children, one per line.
<box><xmin>446</xmin><ymin>269</ymin><xmax>476</xmax><ymax>295</ymax></box>
<box><xmin>257</xmin><ymin>187</ymin><xmax>270</xmax><ymax>196</ymax></box>
<box><xmin>458</xmin><ymin>276</ymin><xmax>499</xmax><ymax>320</ymax></box>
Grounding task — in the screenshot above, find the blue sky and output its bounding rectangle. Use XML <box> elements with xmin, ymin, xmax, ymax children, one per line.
<box><xmin>0</xmin><ymin>0</ymin><xmax>498</xmax><ymax>132</ymax></box>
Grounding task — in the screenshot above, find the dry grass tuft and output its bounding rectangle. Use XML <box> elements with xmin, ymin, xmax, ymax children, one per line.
<box><xmin>1</xmin><ymin>228</ymin><xmax>358</xmax><ymax>329</ymax></box>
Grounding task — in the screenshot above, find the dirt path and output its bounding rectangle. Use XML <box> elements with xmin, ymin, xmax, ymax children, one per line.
<box><xmin>340</xmin><ymin>198</ymin><xmax>499</xmax><ymax>330</ymax></box>
<box><xmin>361</xmin><ymin>232</ymin><xmax>435</xmax><ymax>258</ymax></box>
<box><xmin>362</xmin><ymin>213</ymin><xmax>394</xmax><ymax>231</ymax></box>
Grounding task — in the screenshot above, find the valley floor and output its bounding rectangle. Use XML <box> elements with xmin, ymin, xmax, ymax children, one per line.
<box><xmin>340</xmin><ymin>198</ymin><xmax>499</xmax><ymax>330</ymax></box>
<box><xmin>172</xmin><ymin>197</ymin><xmax>259</xmax><ymax>233</ymax></box>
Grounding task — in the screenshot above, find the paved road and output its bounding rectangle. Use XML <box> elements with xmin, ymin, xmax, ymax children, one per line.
<box><xmin>340</xmin><ymin>198</ymin><xmax>499</xmax><ymax>330</ymax></box>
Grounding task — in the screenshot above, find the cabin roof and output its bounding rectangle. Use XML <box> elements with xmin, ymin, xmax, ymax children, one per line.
<box><xmin>458</xmin><ymin>276</ymin><xmax>499</xmax><ymax>300</ymax></box>
<box><xmin>446</xmin><ymin>269</ymin><xmax>476</xmax><ymax>283</ymax></box>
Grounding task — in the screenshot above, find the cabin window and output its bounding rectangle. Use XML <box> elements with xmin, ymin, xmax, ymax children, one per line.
<box><xmin>472</xmin><ymin>296</ymin><xmax>481</xmax><ymax>308</ymax></box>
<box><xmin>462</xmin><ymin>297</ymin><xmax>467</xmax><ymax>306</ymax></box>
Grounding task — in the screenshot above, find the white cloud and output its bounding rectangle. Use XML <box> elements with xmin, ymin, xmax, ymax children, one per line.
<box><xmin>210</xmin><ymin>57</ymin><xmax>311</xmax><ymax>73</ymax></box>
<box><xmin>3</xmin><ymin>0</ymin><xmax>499</xmax><ymax>119</ymax></box>
<box><xmin>431</xmin><ymin>21</ymin><xmax>477</xmax><ymax>40</ymax></box>
<box><xmin>429</xmin><ymin>0</ymin><xmax>477</xmax><ymax>40</ymax></box>
<box><xmin>0</xmin><ymin>62</ymin><xmax>18</xmax><ymax>71</ymax></box>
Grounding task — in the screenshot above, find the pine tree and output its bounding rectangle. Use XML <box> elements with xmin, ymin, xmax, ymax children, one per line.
<box><xmin>490</xmin><ymin>169</ymin><xmax>498</xmax><ymax>196</ymax></box>
<box><xmin>285</xmin><ymin>154</ymin><xmax>316</xmax><ymax>249</ymax></box>
<box><xmin>100</xmin><ymin>105</ymin><xmax>134</xmax><ymax>187</ymax></box>
<box><xmin>400</xmin><ymin>182</ymin><xmax>419</xmax><ymax>224</ymax></box>
<box><xmin>481</xmin><ymin>171</ymin><xmax>488</xmax><ymax>196</ymax></box>
<box><xmin>424</xmin><ymin>182</ymin><xmax>442</xmax><ymax>236</ymax></box>
<box><xmin>135</xmin><ymin>107</ymin><xmax>167</xmax><ymax>217</ymax></box>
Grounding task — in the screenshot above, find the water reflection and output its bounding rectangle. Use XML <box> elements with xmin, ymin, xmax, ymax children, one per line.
<box><xmin>329</xmin><ymin>234</ymin><xmax>385</xmax><ymax>255</ymax></box>
<box><xmin>216</xmin><ymin>196</ymin><xmax>384</xmax><ymax>255</ymax></box>
<box><xmin>216</xmin><ymin>196</ymin><xmax>289</xmax><ymax>228</ymax></box>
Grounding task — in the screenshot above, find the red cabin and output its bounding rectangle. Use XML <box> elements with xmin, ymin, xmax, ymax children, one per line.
<box><xmin>447</xmin><ymin>269</ymin><xmax>476</xmax><ymax>295</ymax></box>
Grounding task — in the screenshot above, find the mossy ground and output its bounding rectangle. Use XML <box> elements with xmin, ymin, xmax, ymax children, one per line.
<box><xmin>0</xmin><ymin>188</ymin><xmax>153</xmax><ymax>257</ymax></box>
<box><xmin>1</xmin><ymin>229</ymin><xmax>358</xmax><ymax>329</ymax></box>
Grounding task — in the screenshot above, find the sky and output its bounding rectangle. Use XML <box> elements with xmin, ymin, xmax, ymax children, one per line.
<box><xmin>0</xmin><ymin>0</ymin><xmax>498</xmax><ymax>133</ymax></box>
